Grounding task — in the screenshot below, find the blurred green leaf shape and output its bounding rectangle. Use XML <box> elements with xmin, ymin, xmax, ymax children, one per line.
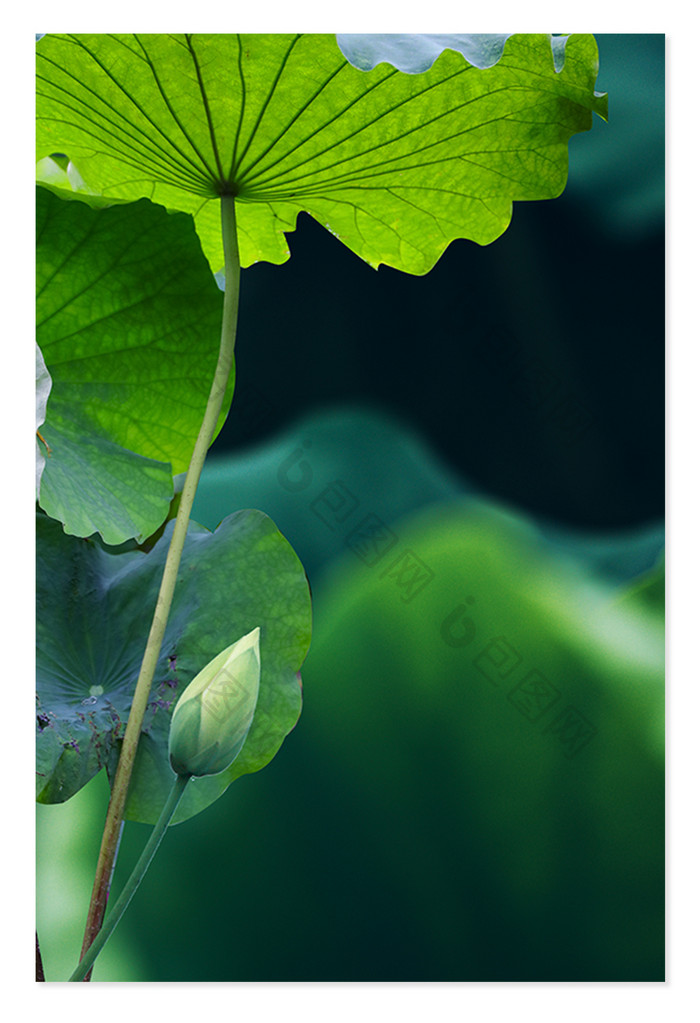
<box><xmin>613</xmin><ymin>554</ymin><xmax>665</xmax><ymax>615</ymax></box>
<box><xmin>36</xmin><ymin>33</ymin><xmax>607</xmax><ymax>274</ymax></box>
<box><xmin>36</xmin><ymin>508</ymin><xmax>311</xmax><ymax>825</ymax></box>
<box><xmin>36</xmin><ymin>186</ymin><xmax>230</xmax><ymax>545</ymax></box>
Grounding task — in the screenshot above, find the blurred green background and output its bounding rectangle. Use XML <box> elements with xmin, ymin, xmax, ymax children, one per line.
<box><xmin>36</xmin><ymin>35</ymin><xmax>665</xmax><ymax>982</ymax></box>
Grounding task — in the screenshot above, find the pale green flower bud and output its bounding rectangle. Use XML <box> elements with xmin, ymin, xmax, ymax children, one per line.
<box><xmin>168</xmin><ymin>627</ymin><xmax>260</xmax><ymax>778</ymax></box>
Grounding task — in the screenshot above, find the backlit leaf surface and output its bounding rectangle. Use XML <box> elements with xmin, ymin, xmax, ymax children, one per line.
<box><xmin>36</xmin><ymin>33</ymin><xmax>607</xmax><ymax>274</ymax></box>
<box><xmin>36</xmin><ymin>186</ymin><xmax>230</xmax><ymax>544</ymax></box>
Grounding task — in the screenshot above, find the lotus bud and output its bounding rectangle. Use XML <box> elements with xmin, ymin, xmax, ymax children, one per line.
<box><xmin>168</xmin><ymin>627</ymin><xmax>260</xmax><ymax>778</ymax></box>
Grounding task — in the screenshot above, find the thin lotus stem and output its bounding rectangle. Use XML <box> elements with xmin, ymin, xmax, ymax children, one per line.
<box><xmin>69</xmin><ymin>774</ymin><xmax>190</xmax><ymax>982</ymax></box>
<box><xmin>78</xmin><ymin>196</ymin><xmax>241</xmax><ymax>975</ymax></box>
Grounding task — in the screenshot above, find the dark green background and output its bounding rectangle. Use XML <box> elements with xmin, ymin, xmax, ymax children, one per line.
<box><xmin>36</xmin><ymin>35</ymin><xmax>665</xmax><ymax>982</ymax></box>
<box><xmin>218</xmin><ymin>33</ymin><xmax>664</xmax><ymax>531</ymax></box>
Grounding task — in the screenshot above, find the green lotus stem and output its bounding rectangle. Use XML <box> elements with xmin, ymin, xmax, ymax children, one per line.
<box><xmin>79</xmin><ymin>195</ymin><xmax>241</xmax><ymax>972</ymax></box>
<box><xmin>69</xmin><ymin>773</ymin><xmax>190</xmax><ymax>982</ymax></box>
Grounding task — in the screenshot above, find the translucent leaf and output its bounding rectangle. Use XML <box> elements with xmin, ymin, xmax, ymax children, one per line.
<box><xmin>36</xmin><ymin>33</ymin><xmax>607</xmax><ymax>274</ymax></box>
<box><xmin>36</xmin><ymin>186</ymin><xmax>230</xmax><ymax>544</ymax></box>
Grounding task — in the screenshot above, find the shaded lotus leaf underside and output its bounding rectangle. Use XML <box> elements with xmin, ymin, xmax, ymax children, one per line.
<box><xmin>36</xmin><ymin>508</ymin><xmax>311</xmax><ymax>825</ymax></box>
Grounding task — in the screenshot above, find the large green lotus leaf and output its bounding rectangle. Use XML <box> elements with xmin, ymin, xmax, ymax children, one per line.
<box><xmin>36</xmin><ymin>508</ymin><xmax>311</xmax><ymax>825</ymax></box>
<box><xmin>36</xmin><ymin>33</ymin><xmax>607</xmax><ymax>274</ymax></box>
<box><xmin>36</xmin><ymin>186</ymin><xmax>231</xmax><ymax>545</ymax></box>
